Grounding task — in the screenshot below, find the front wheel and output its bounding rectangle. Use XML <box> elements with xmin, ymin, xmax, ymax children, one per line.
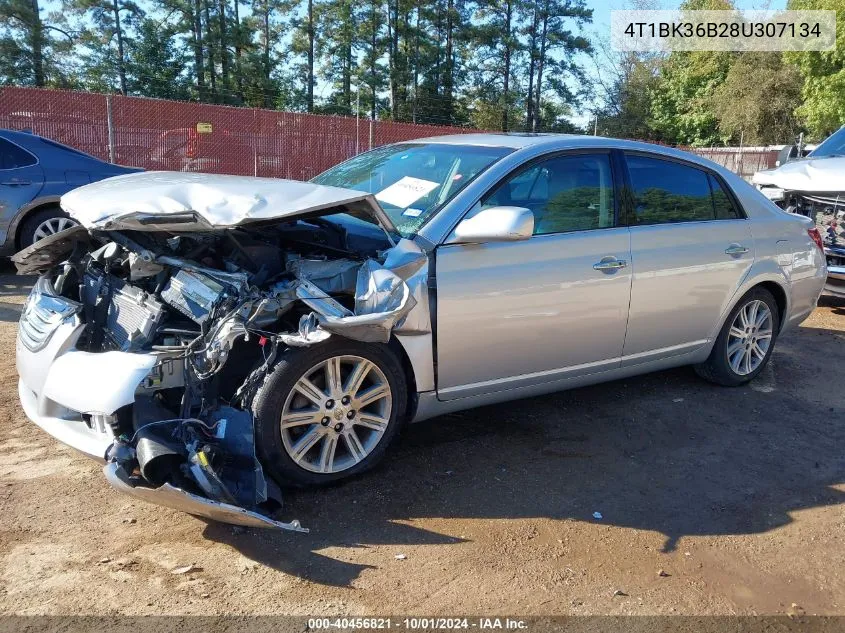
<box><xmin>695</xmin><ymin>287</ymin><xmax>780</xmax><ymax>387</ymax></box>
<box><xmin>252</xmin><ymin>340</ymin><xmax>408</xmax><ymax>487</ymax></box>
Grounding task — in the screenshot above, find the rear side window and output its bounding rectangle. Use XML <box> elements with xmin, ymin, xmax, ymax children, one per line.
<box><xmin>626</xmin><ymin>154</ymin><xmax>714</xmax><ymax>225</ymax></box>
<box><xmin>0</xmin><ymin>138</ymin><xmax>37</xmax><ymax>170</ymax></box>
<box><xmin>709</xmin><ymin>174</ymin><xmax>741</xmax><ymax>219</ymax></box>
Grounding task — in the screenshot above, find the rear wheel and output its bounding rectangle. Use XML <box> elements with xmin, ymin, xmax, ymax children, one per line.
<box><xmin>18</xmin><ymin>207</ymin><xmax>79</xmax><ymax>248</ymax></box>
<box><xmin>252</xmin><ymin>340</ymin><xmax>407</xmax><ymax>487</ymax></box>
<box><xmin>695</xmin><ymin>287</ymin><xmax>779</xmax><ymax>386</ymax></box>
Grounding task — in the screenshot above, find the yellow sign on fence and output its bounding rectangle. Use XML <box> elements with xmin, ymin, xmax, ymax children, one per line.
<box><xmin>196</xmin><ymin>122</ymin><xmax>213</xmax><ymax>133</ymax></box>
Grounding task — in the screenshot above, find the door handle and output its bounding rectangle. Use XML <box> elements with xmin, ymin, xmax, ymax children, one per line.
<box><xmin>1</xmin><ymin>180</ymin><xmax>31</xmax><ymax>186</ymax></box>
<box><xmin>593</xmin><ymin>258</ymin><xmax>628</xmax><ymax>272</ymax></box>
<box><xmin>725</xmin><ymin>244</ymin><xmax>749</xmax><ymax>256</ymax></box>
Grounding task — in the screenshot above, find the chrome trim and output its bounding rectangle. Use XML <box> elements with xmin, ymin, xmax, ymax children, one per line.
<box><xmin>592</xmin><ymin>259</ymin><xmax>628</xmax><ymax>271</ymax></box>
<box><xmin>827</xmin><ymin>265</ymin><xmax>845</xmax><ymax>282</ymax></box>
<box><xmin>18</xmin><ymin>276</ymin><xmax>82</xmax><ymax>352</ymax></box>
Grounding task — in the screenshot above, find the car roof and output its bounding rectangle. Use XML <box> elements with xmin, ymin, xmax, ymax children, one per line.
<box><xmin>408</xmin><ymin>132</ymin><xmax>728</xmax><ymax>175</ymax></box>
<box><xmin>0</xmin><ymin>127</ymin><xmax>105</xmax><ymax>161</ymax></box>
<box><xmin>412</xmin><ymin>132</ymin><xmax>672</xmax><ymax>153</ymax></box>
<box><xmin>0</xmin><ymin>128</ymin><xmax>44</xmax><ymax>147</ymax></box>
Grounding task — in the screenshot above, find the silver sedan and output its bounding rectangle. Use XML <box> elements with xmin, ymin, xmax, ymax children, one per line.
<box><xmin>299</xmin><ymin>134</ymin><xmax>826</xmax><ymax>482</ymax></box>
<box><xmin>14</xmin><ymin>134</ymin><xmax>827</xmax><ymax>525</ymax></box>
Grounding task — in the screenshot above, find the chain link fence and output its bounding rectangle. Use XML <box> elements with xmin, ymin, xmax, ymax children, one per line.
<box><xmin>0</xmin><ymin>87</ymin><xmax>475</xmax><ymax>179</ymax></box>
<box><xmin>0</xmin><ymin>86</ymin><xmax>776</xmax><ymax>180</ymax></box>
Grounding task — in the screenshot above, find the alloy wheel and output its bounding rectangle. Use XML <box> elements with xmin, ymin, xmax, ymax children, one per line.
<box><xmin>279</xmin><ymin>355</ymin><xmax>393</xmax><ymax>474</ymax></box>
<box><xmin>726</xmin><ymin>299</ymin><xmax>774</xmax><ymax>376</ymax></box>
<box><xmin>32</xmin><ymin>217</ymin><xmax>79</xmax><ymax>242</ymax></box>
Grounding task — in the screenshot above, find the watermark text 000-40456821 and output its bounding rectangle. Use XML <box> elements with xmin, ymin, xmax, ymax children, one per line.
<box><xmin>611</xmin><ymin>10</ymin><xmax>836</xmax><ymax>52</ymax></box>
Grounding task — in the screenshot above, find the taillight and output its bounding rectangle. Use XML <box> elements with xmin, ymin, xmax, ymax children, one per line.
<box><xmin>808</xmin><ymin>227</ymin><xmax>824</xmax><ymax>252</ymax></box>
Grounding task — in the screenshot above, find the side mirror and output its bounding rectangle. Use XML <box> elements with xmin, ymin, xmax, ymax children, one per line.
<box><xmin>449</xmin><ymin>206</ymin><xmax>534</xmax><ymax>244</ymax></box>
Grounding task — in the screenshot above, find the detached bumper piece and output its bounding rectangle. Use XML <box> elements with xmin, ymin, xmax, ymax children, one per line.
<box><xmin>104</xmin><ymin>462</ymin><xmax>306</xmax><ymax>531</ymax></box>
<box><xmin>104</xmin><ymin>407</ymin><xmax>308</xmax><ymax>532</ymax></box>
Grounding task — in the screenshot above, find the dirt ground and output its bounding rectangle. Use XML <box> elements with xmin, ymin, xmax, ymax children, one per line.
<box><xmin>1</xmin><ymin>268</ymin><xmax>844</xmax><ymax>618</ymax></box>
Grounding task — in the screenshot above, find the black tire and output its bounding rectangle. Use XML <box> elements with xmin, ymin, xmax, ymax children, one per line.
<box><xmin>694</xmin><ymin>287</ymin><xmax>780</xmax><ymax>387</ymax></box>
<box><xmin>252</xmin><ymin>339</ymin><xmax>408</xmax><ymax>487</ymax></box>
<box><xmin>18</xmin><ymin>207</ymin><xmax>78</xmax><ymax>248</ymax></box>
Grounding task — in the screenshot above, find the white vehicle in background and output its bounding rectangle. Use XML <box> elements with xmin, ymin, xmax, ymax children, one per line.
<box><xmin>753</xmin><ymin>128</ymin><xmax>845</xmax><ymax>297</ymax></box>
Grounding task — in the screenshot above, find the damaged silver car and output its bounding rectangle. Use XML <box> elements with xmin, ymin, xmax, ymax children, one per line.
<box><xmin>15</xmin><ymin>135</ymin><xmax>827</xmax><ymax>530</ymax></box>
<box><xmin>752</xmin><ymin>127</ymin><xmax>845</xmax><ymax>297</ymax></box>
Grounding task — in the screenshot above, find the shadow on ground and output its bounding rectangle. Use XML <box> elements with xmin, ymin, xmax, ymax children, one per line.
<box><xmin>820</xmin><ymin>295</ymin><xmax>845</xmax><ymax>316</ymax></box>
<box><xmin>204</xmin><ymin>317</ymin><xmax>845</xmax><ymax>587</ymax></box>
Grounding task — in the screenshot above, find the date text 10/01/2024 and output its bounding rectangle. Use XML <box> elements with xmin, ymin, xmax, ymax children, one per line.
<box><xmin>306</xmin><ymin>618</ymin><xmax>530</xmax><ymax>630</ymax></box>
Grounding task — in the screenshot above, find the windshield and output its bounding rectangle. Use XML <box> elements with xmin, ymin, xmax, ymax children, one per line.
<box><xmin>312</xmin><ymin>143</ymin><xmax>512</xmax><ymax>236</ymax></box>
<box><xmin>810</xmin><ymin>127</ymin><xmax>845</xmax><ymax>158</ymax></box>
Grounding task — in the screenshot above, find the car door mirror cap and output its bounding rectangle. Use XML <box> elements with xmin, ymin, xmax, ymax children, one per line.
<box><xmin>448</xmin><ymin>206</ymin><xmax>534</xmax><ymax>245</ymax></box>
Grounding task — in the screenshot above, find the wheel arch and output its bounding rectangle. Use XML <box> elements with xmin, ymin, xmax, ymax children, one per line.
<box><xmin>387</xmin><ymin>335</ymin><xmax>420</xmax><ymax>422</ymax></box>
<box><xmin>755</xmin><ymin>280</ymin><xmax>788</xmax><ymax>331</ymax></box>
<box><xmin>708</xmin><ymin>275</ymin><xmax>791</xmax><ymax>355</ymax></box>
<box><xmin>8</xmin><ymin>196</ymin><xmax>63</xmax><ymax>250</ymax></box>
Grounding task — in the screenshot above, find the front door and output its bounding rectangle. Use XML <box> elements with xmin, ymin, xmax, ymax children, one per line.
<box><xmin>434</xmin><ymin>151</ymin><xmax>633</xmax><ymax>400</ymax></box>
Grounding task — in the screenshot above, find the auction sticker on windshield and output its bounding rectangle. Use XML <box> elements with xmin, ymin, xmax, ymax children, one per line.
<box><xmin>376</xmin><ymin>177</ymin><xmax>439</xmax><ymax>209</ymax></box>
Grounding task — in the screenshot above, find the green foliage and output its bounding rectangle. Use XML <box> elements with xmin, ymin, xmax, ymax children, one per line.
<box><xmin>4</xmin><ymin>0</ymin><xmax>828</xmax><ymax>145</ymax></box>
<box><xmin>0</xmin><ymin>0</ymin><xmax>77</xmax><ymax>86</ymax></box>
<box><xmin>648</xmin><ymin>50</ymin><xmax>734</xmax><ymax>146</ymax></box>
<box><xmin>127</xmin><ymin>17</ymin><xmax>191</xmax><ymax>99</ymax></box>
<box><xmin>785</xmin><ymin>0</ymin><xmax>845</xmax><ymax>139</ymax></box>
<box><xmin>593</xmin><ymin>47</ymin><xmax>663</xmax><ymax>140</ymax></box>
<box><xmin>710</xmin><ymin>52</ymin><xmax>802</xmax><ymax>145</ymax></box>
<box><xmin>594</xmin><ymin>0</ymin><xmax>807</xmax><ymax>147</ymax></box>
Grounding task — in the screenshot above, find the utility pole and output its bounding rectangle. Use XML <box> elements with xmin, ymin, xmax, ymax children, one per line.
<box><xmin>355</xmin><ymin>82</ymin><xmax>360</xmax><ymax>155</ymax></box>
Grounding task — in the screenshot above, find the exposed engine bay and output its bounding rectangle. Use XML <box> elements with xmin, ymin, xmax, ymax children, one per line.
<box><xmin>13</xmin><ymin>210</ymin><xmax>428</xmax><ymax>531</ymax></box>
<box><xmin>778</xmin><ymin>192</ymin><xmax>844</xmax><ymax>248</ymax></box>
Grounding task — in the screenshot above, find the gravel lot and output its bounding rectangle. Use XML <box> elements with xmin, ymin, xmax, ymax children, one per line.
<box><xmin>1</xmin><ymin>268</ymin><xmax>844</xmax><ymax>617</ymax></box>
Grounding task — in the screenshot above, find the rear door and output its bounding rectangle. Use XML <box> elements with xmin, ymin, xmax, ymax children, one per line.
<box><xmin>0</xmin><ymin>137</ymin><xmax>44</xmax><ymax>210</ymax></box>
<box><xmin>621</xmin><ymin>152</ymin><xmax>753</xmax><ymax>363</ymax></box>
<box><xmin>0</xmin><ymin>137</ymin><xmax>44</xmax><ymax>244</ymax></box>
<box><xmin>434</xmin><ymin>150</ymin><xmax>633</xmax><ymax>400</ymax></box>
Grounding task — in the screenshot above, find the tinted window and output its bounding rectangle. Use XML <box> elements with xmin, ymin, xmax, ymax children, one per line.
<box><xmin>0</xmin><ymin>138</ymin><xmax>37</xmax><ymax>170</ymax></box>
<box><xmin>482</xmin><ymin>153</ymin><xmax>615</xmax><ymax>235</ymax></box>
<box><xmin>709</xmin><ymin>174</ymin><xmax>740</xmax><ymax>219</ymax></box>
<box><xmin>626</xmin><ymin>155</ymin><xmax>714</xmax><ymax>225</ymax></box>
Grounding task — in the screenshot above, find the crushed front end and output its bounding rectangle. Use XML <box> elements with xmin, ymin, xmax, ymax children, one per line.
<box><xmin>13</xmin><ymin>176</ymin><xmax>426</xmax><ymax>530</ymax></box>
<box><xmin>756</xmin><ymin>186</ymin><xmax>845</xmax><ymax>297</ymax></box>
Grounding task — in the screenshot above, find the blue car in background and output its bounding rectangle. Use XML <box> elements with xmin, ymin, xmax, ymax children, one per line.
<box><xmin>0</xmin><ymin>129</ymin><xmax>140</xmax><ymax>252</ymax></box>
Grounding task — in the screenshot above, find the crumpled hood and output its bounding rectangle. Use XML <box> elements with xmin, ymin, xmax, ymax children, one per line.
<box><xmin>752</xmin><ymin>156</ymin><xmax>845</xmax><ymax>192</ymax></box>
<box><xmin>60</xmin><ymin>171</ymin><xmax>397</xmax><ymax>235</ymax></box>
